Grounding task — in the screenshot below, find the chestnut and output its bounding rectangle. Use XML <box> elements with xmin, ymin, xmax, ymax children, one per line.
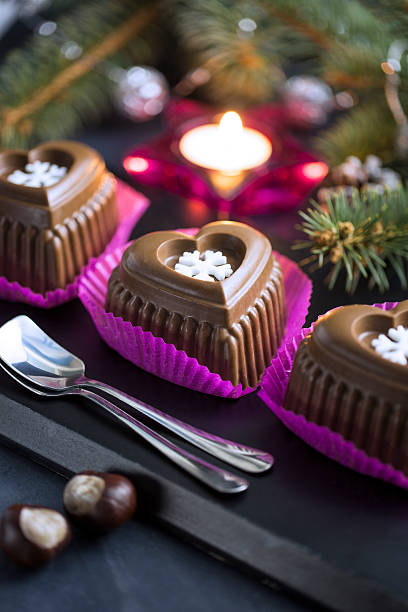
<box><xmin>63</xmin><ymin>471</ymin><xmax>137</xmax><ymax>532</ymax></box>
<box><xmin>0</xmin><ymin>504</ymin><xmax>71</xmax><ymax>567</ymax></box>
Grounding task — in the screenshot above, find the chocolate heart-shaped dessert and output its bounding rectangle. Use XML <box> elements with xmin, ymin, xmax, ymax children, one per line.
<box><xmin>106</xmin><ymin>221</ymin><xmax>286</xmax><ymax>388</ymax></box>
<box><xmin>0</xmin><ymin>140</ymin><xmax>117</xmax><ymax>293</ymax></box>
<box><xmin>284</xmin><ymin>301</ymin><xmax>408</xmax><ymax>474</ymax></box>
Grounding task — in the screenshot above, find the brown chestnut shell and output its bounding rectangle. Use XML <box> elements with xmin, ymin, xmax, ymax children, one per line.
<box><xmin>63</xmin><ymin>471</ymin><xmax>137</xmax><ymax>533</ymax></box>
<box><xmin>0</xmin><ymin>504</ymin><xmax>71</xmax><ymax>568</ymax></box>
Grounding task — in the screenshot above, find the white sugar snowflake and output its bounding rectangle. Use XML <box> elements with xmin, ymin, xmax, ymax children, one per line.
<box><xmin>174</xmin><ymin>250</ymin><xmax>233</xmax><ymax>282</ymax></box>
<box><xmin>7</xmin><ymin>160</ymin><xmax>67</xmax><ymax>188</ymax></box>
<box><xmin>372</xmin><ymin>325</ymin><xmax>408</xmax><ymax>365</ymax></box>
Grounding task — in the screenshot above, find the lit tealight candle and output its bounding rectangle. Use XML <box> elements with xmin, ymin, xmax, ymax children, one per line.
<box><xmin>179</xmin><ymin>111</ymin><xmax>272</xmax><ymax>174</ymax></box>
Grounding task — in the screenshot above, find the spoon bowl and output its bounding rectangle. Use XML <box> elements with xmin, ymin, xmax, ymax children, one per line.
<box><xmin>0</xmin><ymin>315</ymin><xmax>84</xmax><ymax>388</ymax></box>
<box><xmin>0</xmin><ymin>316</ymin><xmax>274</xmax><ymax>474</ymax></box>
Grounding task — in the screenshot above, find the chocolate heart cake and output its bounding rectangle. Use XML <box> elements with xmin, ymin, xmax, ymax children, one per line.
<box><xmin>0</xmin><ymin>140</ymin><xmax>117</xmax><ymax>294</ymax></box>
<box><xmin>106</xmin><ymin>221</ymin><xmax>286</xmax><ymax>388</ymax></box>
<box><xmin>283</xmin><ymin>302</ymin><xmax>408</xmax><ymax>474</ymax></box>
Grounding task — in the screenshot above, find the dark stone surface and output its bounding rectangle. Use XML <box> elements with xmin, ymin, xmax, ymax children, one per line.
<box><xmin>0</xmin><ymin>444</ymin><xmax>310</xmax><ymax>612</ymax></box>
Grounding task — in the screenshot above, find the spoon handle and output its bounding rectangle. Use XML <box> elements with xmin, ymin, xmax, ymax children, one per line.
<box><xmin>82</xmin><ymin>379</ymin><xmax>274</xmax><ymax>474</ymax></box>
<box><xmin>78</xmin><ymin>388</ymin><xmax>248</xmax><ymax>494</ymax></box>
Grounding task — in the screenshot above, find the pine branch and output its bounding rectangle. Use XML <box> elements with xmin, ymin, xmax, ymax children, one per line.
<box><xmin>295</xmin><ymin>187</ymin><xmax>408</xmax><ymax>293</ymax></box>
<box><xmin>1</xmin><ymin>5</ymin><xmax>157</xmax><ymax>134</ymax></box>
<box><xmin>322</xmin><ymin>45</ymin><xmax>386</xmax><ymax>90</ymax></box>
<box><xmin>315</xmin><ymin>102</ymin><xmax>396</xmax><ymax>166</ymax></box>
<box><xmin>263</xmin><ymin>0</ymin><xmax>384</xmax><ymax>46</ymax></box>
<box><xmin>169</xmin><ymin>0</ymin><xmax>390</xmax><ymax>105</ymax></box>
<box><xmin>261</xmin><ymin>3</ymin><xmax>333</xmax><ymax>49</ymax></box>
<box><xmin>369</xmin><ymin>0</ymin><xmax>408</xmax><ymax>37</ymax></box>
<box><xmin>167</xmin><ymin>0</ymin><xmax>290</xmax><ymax>105</ymax></box>
<box><xmin>0</xmin><ymin>0</ymin><xmax>159</xmax><ymax>147</ymax></box>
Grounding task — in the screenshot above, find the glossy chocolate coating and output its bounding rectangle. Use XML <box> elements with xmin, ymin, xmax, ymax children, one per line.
<box><xmin>106</xmin><ymin>221</ymin><xmax>286</xmax><ymax>388</ymax></box>
<box><xmin>284</xmin><ymin>301</ymin><xmax>408</xmax><ymax>473</ymax></box>
<box><xmin>0</xmin><ymin>140</ymin><xmax>117</xmax><ymax>293</ymax></box>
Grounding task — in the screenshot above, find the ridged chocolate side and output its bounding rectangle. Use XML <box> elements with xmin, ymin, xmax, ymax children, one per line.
<box><xmin>283</xmin><ymin>338</ymin><xmax>408</xmax><ymax>475</ymax></box>
<box><xmin>0</xmin><ymin>173</ymin><xmax>117</xmax><ymax>293</ymax></box>
<box><xmin>106</xmin><ymin>259</ymin><xmax>286</xmax><ymax>388</ymax></box>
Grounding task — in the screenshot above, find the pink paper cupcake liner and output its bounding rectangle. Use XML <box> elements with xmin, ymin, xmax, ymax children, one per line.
<box><xmin>258</xmin><ymin>300</ymin><xmax>408</xmax><ymax>490</ymax></box>
<box><xmin>78</xmin><ymin>233</ymin><xmax>312</xmax><ymax>398</ymax></box>
<box><xmin>0</xmin><ymin>180</ymin><xmax>149</xmax><ymax>309</ymax></box>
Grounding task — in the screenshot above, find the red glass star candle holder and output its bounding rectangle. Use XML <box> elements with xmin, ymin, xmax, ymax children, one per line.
<box><xmin>123</xmin><ymin>99</ymin><xmax>328</xmax><ymax>215</ymax></box>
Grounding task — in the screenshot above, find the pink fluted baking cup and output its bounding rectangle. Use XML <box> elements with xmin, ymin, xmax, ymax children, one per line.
<box><xmin>258</xmin><ymin>300</ymin><xmax>408</xmax><ymax>489</ymax></box>
<box><xmin>0</xmin><ymin>180</ymin><xmax>149</xmax><ymax>309</ymax></box>
<box><xmin>78</xmin><ymin>234</ymin><xmax>312</xmax><ymax>398</ymax></box>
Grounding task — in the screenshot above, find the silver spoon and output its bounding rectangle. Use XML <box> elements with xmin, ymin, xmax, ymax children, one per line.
<box><xmin>0</xmin><ymin>316</ymin><xmax>273</xmax><ymax>474</ymax></box>
<box><xmin>0</xmin><ymin>355</ymin><xmax>248</xmax><ymax>494</ymax></box>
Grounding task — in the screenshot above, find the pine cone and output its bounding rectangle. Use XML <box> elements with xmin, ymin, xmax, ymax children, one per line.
<box><xmin>317</xmin><ymin>155</ymin><xmax>401</xmax><ymax>206</ymax></box>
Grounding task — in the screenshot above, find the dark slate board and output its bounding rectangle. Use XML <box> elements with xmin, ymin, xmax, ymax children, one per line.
<box><xmin>0</xmin><ymin>391</ymin><xmax>406</xmax><ymax>612</ymax></box>
<box><xmin>1</xmin><ymin>127</ymin><xmax>408</xmax><ymax>611</ymax></box>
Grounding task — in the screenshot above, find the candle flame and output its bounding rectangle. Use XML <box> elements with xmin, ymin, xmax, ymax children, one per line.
<box><xmin>219</xmin><ymin>111</ymin><xmax>243</xmax><ymax>137</ymax></box>
<box><xmin>178</xmin><ymin>110</ymin><xmax>271</xmax><ymax>173</ymax></box>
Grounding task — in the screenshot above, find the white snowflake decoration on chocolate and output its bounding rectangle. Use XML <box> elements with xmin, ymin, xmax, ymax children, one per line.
<box><xmin>174</xmin><ymin>250</ymin><xmax>233</xmax><ymax>282</ymax></box>
<box><xmin>372</xmin><ymin>325</ymin><xmax>408</xmax><ymax>365</ymax></box>
<box><xmin>7</xmin><ymin>160</ymin><xmax>67</xmax><ymax>188</ymax></box>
